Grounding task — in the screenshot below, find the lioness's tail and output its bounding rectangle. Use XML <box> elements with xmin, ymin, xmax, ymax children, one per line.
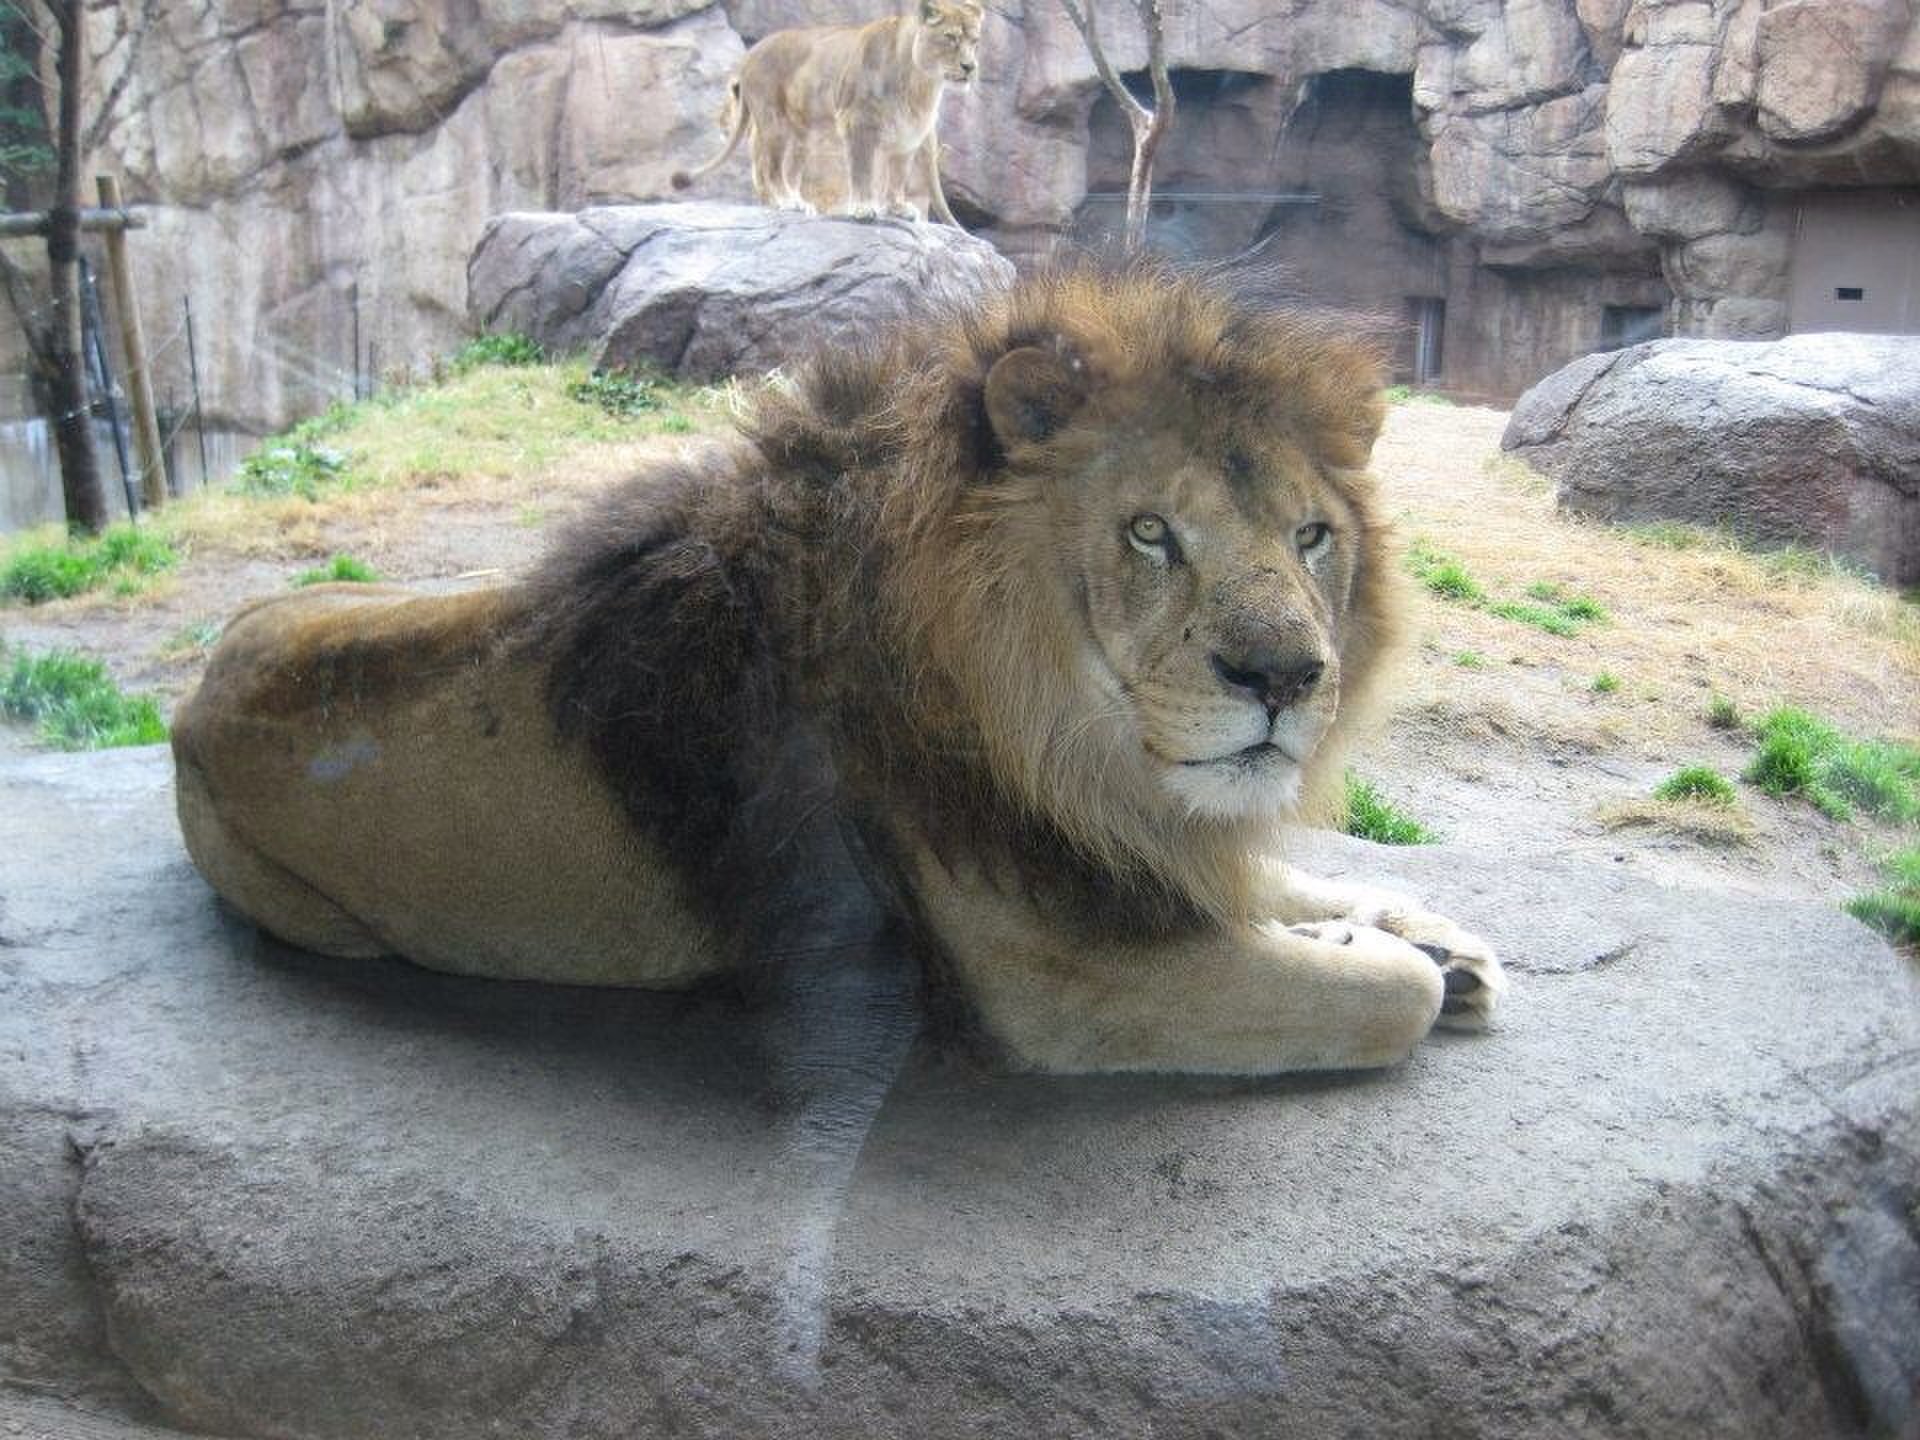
<box><xmin>671</xmin><ymin>79</ymin><xmax>748</xmax><ymax>190</ymax></box>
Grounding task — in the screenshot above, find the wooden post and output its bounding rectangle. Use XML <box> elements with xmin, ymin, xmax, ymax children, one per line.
<box><xmin>97</xmin><ymin>175</ymin><xmax>167</xmax><ymax>510</ymax></box>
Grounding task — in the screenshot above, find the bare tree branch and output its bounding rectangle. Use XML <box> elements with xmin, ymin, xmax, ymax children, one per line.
<box><xmin>1137</xmin><ymin>0</ymin><xmax>1173</xmax><ymax>119</ymax></box>
<box><xmin>1060</xmin><ymin>0</ymin><xmax>1174</xmax><ymax>250</ymax></box>
<box><xmin>81</xmin><ymin>0</ymin><xmax>155</xmax><ymax>154</ymax></box>
<box><xmin>1057</xmin><ymin>0</ymin><xmax>1149</xmax><ymax>127</ymax></box>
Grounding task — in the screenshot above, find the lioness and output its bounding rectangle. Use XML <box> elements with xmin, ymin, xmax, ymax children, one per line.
<box><xmin>173</xmin><ymin>269</ymin><xmax>1504</xmax><ymax>1075</ymax></box>
<box><xmin>670</xmin><ymin>0</ymin><xmax>982</xmax><ymax>224</ymax></box>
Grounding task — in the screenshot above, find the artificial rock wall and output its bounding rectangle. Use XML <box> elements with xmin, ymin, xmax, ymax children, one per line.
<box><xmin>67</xmin><ymin>0</ymin><xmax>1920</xmax><ymax>430</ymax></box>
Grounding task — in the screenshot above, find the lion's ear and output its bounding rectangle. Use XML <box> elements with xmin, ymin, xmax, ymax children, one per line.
<box><xmin>983</xmin><ymin>345</ymin><xmax>1088</xmax><ymax>447</ymax></box>
<box><xmin>918</xmin><ymin>0</ymin><xmax>942</xmax><ymax>21</ymax></box>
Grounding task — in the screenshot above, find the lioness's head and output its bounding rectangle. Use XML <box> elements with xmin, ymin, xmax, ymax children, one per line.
<box><xmin>912</xmin><ymin>0</ymin><xmax>983</xmax><ymax>84</ymax></box>
<box><xmin>902</xmin><ymin>270</ymin><xmax>1399</xmax><ymax>849</ymax></box>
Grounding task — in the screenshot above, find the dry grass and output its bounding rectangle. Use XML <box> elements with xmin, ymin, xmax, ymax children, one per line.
<box><xmin>152</xmin><ymin>362</ymin><xmax>731</xmax><ymax>564</ymax></box>
<box><xmin>1374</xmin><ymin>404</ymin><xmax>1920</xmax><ymax>758</ymax></box>
<box><xmin>1595</xmin><ymin>795</ymin><xmax>1756</xmax><ymax>848</ymax></box>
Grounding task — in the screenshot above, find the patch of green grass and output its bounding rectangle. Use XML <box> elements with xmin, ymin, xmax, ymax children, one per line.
<box><xmin>1744</xmin><ymin>706</ymin><xmax>1920</xmax><ymax>824</ymax></box>
<box><xmin>1406</xmin><ymin>540</ymin><xmax>1487</xmax><ymax>605</ymax></box>
<box><xmin>1654</xmin><ymin>765</ymin><xmax>1737</xmax><ymax>806</ymax></box>
<box><xmin>292</xmin><ymin>553</ymin><xmax>381</xmax><ymax>587</ymax></box>
<box><xmin>1487</xmin><ymin>599</ymin><xmax>1580</xmax><ymax>637</ymax></box>
<box><xmin>1756</xmin><ymin>544</ymin><xmax>1877</xmax><ymax>585</ymax></box>
<box><xmin>658</xmin><ymin>412</ymin><xmax>695</xmax><ymax>435</ymax></box>
<box><xmin>1</xmin><ymin>523</ymin><xmax>177</xmax><ymax>603</ymax></box>
<box><xmin>1846</xmin><ymin>845</ymin><xmax>1920</xmax><ymax>946</ymax></box>
<box><xmin>1341</xmin><ymin>772</ymin><xmax>1437</xmax><ymax>846</ymax></box>
<box><xmin>0</xmin><ymin>646</ymin><xmax>167</xmax><ymax>750</ymax></box>
<box><xmin>1706</xmin><ymin>694</ymin><xmax>1741</xmax><ymax>730</ymax></box>
<box><xmin>1406</xmin><ymin>545</ymin><xmax>1606</xmax><ymax>636</ymax></box>
<box><xmin>568</xmin><ymin>368</ymin><xmax>663</xmax><ymax>419</ymax></box>
<box><xmin>1452</xmin><ymin>650</ymin><xmax>1486</xmax><ymax>669</ymax></box>
<box><xmin>1383</xmin><ymin>385</ymin><xmax>1455</xmax><ymax>406</ymax></box>
<box><xmin>232</xmin><ymin>439</ymin><xmax>349</xmax><ymax>501</ymax></box>
<box><xmin>450</xmin><ymin>333</ymin><xmax>545</xmax><ymax>373</ymax></box>
<box><xmin>1591</xmin><ymin>672</ymin><xmax>1620</xmax><ymax>694</ymax></box>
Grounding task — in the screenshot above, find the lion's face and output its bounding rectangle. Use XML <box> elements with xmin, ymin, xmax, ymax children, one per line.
<box><xmin>1067</xmin><ymin>428</ymin><xmax>1362</xmax><ymax>819</ymax></box>
<box><xmin>969</xmin><ymin>311</ymin><xmax>1389</xmax><ymax>829</ymax></box>
<box><xmin>914</xmin><ymin>0</ymin><xmax>983</xmax><ymax>84</ymax></box>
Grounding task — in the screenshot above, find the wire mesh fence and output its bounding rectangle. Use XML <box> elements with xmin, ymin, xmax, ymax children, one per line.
<box><xmin>1</xmin><ymin>249</ymin><xmax>375</xmax><ymax>533</ymax></box>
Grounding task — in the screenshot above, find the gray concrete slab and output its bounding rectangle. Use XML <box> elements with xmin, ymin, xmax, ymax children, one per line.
<box><xmin>2</xmin><ymin>745</ymin><xmax>1917</xmax><ymax>1438</ymax></box>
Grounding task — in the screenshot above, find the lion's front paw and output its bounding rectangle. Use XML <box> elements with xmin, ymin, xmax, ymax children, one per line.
<box><xmin>1374</xmin><ymin>910</ymin><xmax>1505</xmax><ymax>1031</ymax></box>
<box><xmin>884</xmin><ymin>201</ymin><xmax>925</xmax><ymax>221</ymax></box>
<box><xmin>846</xmin><ymin>203</ymin><xmax>880</xmax><ymax>220</ymax></box>
<box><xmin>1284</xmin><ymin>919</ymin><xmax>1431</xmax><ymax>968</ymax></box>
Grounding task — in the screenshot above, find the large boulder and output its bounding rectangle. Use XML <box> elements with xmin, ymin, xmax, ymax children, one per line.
<box><xmin>466</xmin><ymin>203</ymin><xmax>1016</xmax><ymax>380</ymax></box>
<box><xmin>1502</xmin><ymin>334</ymin><xmax>1920</xmax><ymax>585</ymax></box>
<box><xmin>5</xmin><ymin>745</ymin><xmax>1919</xmax><ymax>1438</ymax></box>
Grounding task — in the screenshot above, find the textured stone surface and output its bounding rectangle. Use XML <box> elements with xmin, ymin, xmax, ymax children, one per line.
<box><xmin>4</xmin><ymin>744</ymin><xmax>1919</xmax><ymax>1437</ymax></box>
<box><xmin>1503</xmin><ymin>333</ymin><xmax>1920</xmax><ymax>584</ymax></box>
<box><xmin>57</xmin><ymin>0</ymin><xmax>1920</xmax><ymax>430</ymax></box>
<box><xmin>466</xmin><ymin>203</ymin><xmax>1015</xmax><ymax>378</ymax></box>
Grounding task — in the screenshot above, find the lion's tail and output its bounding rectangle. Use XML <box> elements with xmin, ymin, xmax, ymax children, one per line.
<box><xmin>671</xmin><ymin>79</ymin><xmax>748</xmax><ymax>191</ymax></box>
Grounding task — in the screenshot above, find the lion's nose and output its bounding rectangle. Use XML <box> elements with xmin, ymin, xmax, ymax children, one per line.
<box><xmin>1210</xmin><ymin>650</ymin><xmax>1324</xmax><ymax>713</ymax></box>
<box><xmin>959</xmin><ymin>61</ymin><xmax>976</xmax><ymax>77</ymax></box>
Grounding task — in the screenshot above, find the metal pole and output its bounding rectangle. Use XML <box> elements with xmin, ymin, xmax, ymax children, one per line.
<box><xmin>81</xmin><ymin>255</ymin><xmax>137</xmax><ymax>517</ymax></box>
<box><xmin>97</xmin><ymin>176</ymin><xmax>167</xmax><ymax>510</ymax></box>
<box><xmin>182</xmin><ymin>293</ymin><xmax>211</xmax><ymax>488</ymax></box>
<box><xmin>163</xmin><ymin>387</ymin><xmax>180</xmax><ymax>496</ymax></box>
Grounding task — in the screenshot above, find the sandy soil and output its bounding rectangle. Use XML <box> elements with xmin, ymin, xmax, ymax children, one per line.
<box><xmin>3</xmin><ymin>401</ymin><xmax>1913</xmax><ymax>919</ymax></box>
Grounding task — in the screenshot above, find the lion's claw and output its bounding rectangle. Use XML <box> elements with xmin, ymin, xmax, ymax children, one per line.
<box><xmin>1379</xmin><ymin>910</ymin><xmax>1504</xmax><ymax>1031</ymax></box>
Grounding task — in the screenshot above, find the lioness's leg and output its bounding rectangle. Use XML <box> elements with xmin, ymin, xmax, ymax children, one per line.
<box><xmin>1254</xmin><ymin>857</ymin><xmax>1505</xmax><ymax>1029</ymax></box>
<box><xmin>838</xmin><ymin>119</ymin><xmax>884</xmax><ymax>218</ymax></box>
<box><xmin>749</xmin><ymin>129</ymin><xmax>784</xmax><ymax>208</ymax></box>
<box><xmin>911</xmin><ymin>859</ymin><xmax>1446</xmax><ymax>1074</ymax></box>
<box><xmin>875</xmin><ymin>150</ymin><xmax>922</xmax><ymax>220</ymax></box>
<box><xmin>772</xmin><ymin>133</ymin><xmax>814</xmax><ymax>212</ymax></box>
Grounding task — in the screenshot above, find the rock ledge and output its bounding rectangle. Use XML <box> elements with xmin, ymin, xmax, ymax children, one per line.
<box><xmin>2</xmin><ymin>745</ymin><xmax>1917</xmax><ymax>1438</ymax></box>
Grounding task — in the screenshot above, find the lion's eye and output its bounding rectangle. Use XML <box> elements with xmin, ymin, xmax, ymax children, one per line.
<box><xmin>1294</xmin><ymin>521</ymin><xmax>1332</xmax><ymax>556</ymax></box>
<box><xmin>1127</xmin><ymin>512</ymin><xmax>1178</xmax><ymax>562</ymax></box>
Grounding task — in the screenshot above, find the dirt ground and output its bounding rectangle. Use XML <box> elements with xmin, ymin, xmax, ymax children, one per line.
<box><xmin>3</xmin><ymin>397</ymin><xmax>1914</xmax><ymax>920</ymax></box>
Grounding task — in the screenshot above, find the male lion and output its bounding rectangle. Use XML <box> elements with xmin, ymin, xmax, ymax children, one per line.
<box><xmin>172</xmin><ymin>269</ymin><xmax>1504</xmax><ymax>1075</ymax></box>
<box><xmin>670</xmin><ymin>0</ymin><xmax>982</xmax><ymax>224</ymax></box>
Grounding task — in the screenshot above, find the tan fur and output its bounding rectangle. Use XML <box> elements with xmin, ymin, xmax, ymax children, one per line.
<box><xmin>671</xmin><ymin>0</ymin><xmax>982</xmax><ymax>225</ymax></box>
<box><xmin>172</xmin><ymin>269</ymin><xmax>1505</xmax><ymax>1075</ymax></box>
<box><xmin>173</xmin><ymin>585</ymin><xmax>721</xmax><ymax>986</ymax></box>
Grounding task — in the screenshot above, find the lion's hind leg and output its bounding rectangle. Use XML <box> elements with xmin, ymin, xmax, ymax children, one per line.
<box><xmin>175</xmin><ymin>755</ymin><xmax>387</xmax><ymax>959</ymax></box>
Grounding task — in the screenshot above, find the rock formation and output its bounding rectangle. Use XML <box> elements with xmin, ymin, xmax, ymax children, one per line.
<box><xmin>467</xmin><ymin>203</ymin><xmax>1015</xmax><ymax>378</ymax></box>
<box><xmin>1502</xmin><ymin>332</ymin><xmax>1920</xmax><ymax>585</ymax></box>
<box><xmin>60</xmin><ymin>0</ymin><xmax>1920</xmax><ymax>431</ymax></box>
<box><xmin>4</xmin><ymin>745</ymin><xmax>1918</xmax><ymax>1436</ymax></box>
